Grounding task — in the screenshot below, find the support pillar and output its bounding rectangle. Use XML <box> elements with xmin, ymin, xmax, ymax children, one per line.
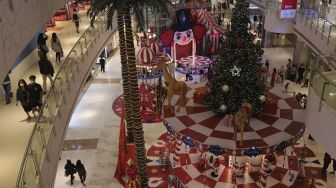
<box><xmin>262</xmin><ymin>31</ymin><xmax>274</xmax><ymax>48</ymax></box>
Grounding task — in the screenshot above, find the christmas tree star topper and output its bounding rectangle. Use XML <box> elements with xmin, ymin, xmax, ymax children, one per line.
<box><xmin>230</xmin><ymin>65</ymin><xmax>241</xmax><ymax>76</ymax></box>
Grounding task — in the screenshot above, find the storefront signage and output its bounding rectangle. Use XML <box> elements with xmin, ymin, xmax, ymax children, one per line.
<box><xmin>280</xmin><ymin>0</ymin><xmax>297</xmax><ymax>19</ymax></box>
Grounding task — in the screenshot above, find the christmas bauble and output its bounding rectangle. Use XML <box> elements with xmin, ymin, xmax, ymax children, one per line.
<box><xmin>222</xmin><ymin>85</ymin><xmax>230</xmax><ymax>92</ymax></box>
<box><xmin>247</xmin><ymin>54</ymin><xmax>253</xmax><ymax>61</ymax></box>
<box><xmin>259</xmin><ymin>95</ymin><xmax>266</xmax><ymax>102</ymax></box>
<box><xmin>220</xmin><ymin>104</ymin><xmax>227</xmax><ymax>111</ymax></box>
<box><xmin>225</xmin><ymin>55</ymin><xmax>233</xmax><ymax>62</ymax></box>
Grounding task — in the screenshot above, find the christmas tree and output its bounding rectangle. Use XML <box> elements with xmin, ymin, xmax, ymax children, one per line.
<box><xmin>205</xmin><ymin>0</ymin><xmax>266</xmax><ymax>115</ymax></box>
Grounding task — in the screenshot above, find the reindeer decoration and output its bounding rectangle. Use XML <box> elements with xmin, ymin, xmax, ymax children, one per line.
<box><xmin>233</xmin><ymin>102</ymin><xmax>253</xmax><ymax>146</ymax></box>
<box><xmin>157</xmin><ymin>59</ymin><xmax>188</xmax><ymax>113</ymax></box>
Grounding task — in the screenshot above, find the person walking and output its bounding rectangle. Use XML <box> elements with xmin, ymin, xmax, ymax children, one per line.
<box><xmin>297</xmin><ymin>64</ymin><xmax>305</xmax><ymax>84</ymax></box>
<box><xmin>270</xmin><ymin>68</ymin><xmax>277</xmax><ymax>87</ymax></box>
<box><xmin>289</xmin><ymin>65</ymin><xmax>297</xmax><ymax>82</ymax></box>
<box><xmin>76</xmin><ymin>160</ymin><xmax>87</xmax><ymax>184</ymax></box>
<box><xmin>287</xmin><ymin>59</ymin><xmax>292</xmax><ymax>68</ymax></box>
<box><xmin>322</xmin><ymin>152</ymin><xmax>332</xmax><ymax>175</ymax></box>
<box><xmin>16</xmin><ymin>79</ymin><xmax>33</xmax><ymax>120</ymax></box>
<box><xmin>38</xmin><ymin>51</ymin><xmax>54</xmax><ymax>93</ymax></box>
<box><xmin>185</xmin><ymin>65</ymin><xmax>190</xmax><ymax>81</ymax></box>
<box><xmin>64</xmin><ymin>160</ymin><xmax>77</xmax><ymax>185</ymax></box>
<box><xmin>2</xmin><ymin>71</ymin><xmax>11</xmax><ymax>104</ymax></box>
<box><xmin>278</xmin><ymin>66</ymin><xmax>285</xmax><ymax>83</ymax></box>
<box><xmin>27</xmin><ymin>75</ymin><xmax>43</xmax><ymax>116</ymax></box>
<box><xmin>99</xmin><ymin>57</ymin><xmax>106</xmax><ymax>73</ymax></box>
<box><xmin>72</xmin><ymin>8</ymin><xmax>81</xmax><ymax>33</ymax></box>
<box><xmin>37</xmin><ymin>33</ymin><xmax>49</xmax><ymax>54</ymax></box>
<box><xmin>51</xmin><ymin>33</ymin><xmax>63</xmax><ymax>62</ymax></box>
<box><xmin>265</xmin><ymin>60</ymin><xmax>270</xmax><ymax>70</ymax></box>
<box><xmin>302</xmin><ymin>69</ymin><xmax>310</xmax><ymax>88</ymax></box>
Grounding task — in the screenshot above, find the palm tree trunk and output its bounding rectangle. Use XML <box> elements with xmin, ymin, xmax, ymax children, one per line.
<box><xmin>117</xmin><ymin>9</ymin><xmax>134</xmax><ymax>143</ymax></box>
<box><xmin>124</xmin><ymin>6</ymin><xmax>149</xmax><ymax>187</ymax></box>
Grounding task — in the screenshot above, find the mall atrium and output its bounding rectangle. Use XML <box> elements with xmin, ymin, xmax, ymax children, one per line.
<box><xmin>1</xmin><ymin>0</ymin><xmax>336</xmax><ymax>187</ymax></box>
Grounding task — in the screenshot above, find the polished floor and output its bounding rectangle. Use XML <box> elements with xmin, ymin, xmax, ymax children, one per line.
<box><xmin>1</xmin><ymin>5</ymin><xmax>336</xmax><ymax>188</ymax></box>
<box><xmin>0</xmin><ymin>8</ymin><xmax>90</xmax><ymax>188</ymax></box>
<box><xmin>53</xmin><ymin>45</ymin><xmax>336</xmax><ymax>188</ymax></box>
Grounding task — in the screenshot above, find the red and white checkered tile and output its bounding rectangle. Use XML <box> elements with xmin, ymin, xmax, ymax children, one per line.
<box><xmin>146</xmin><ymin>133</ymin><xmax>328</xmax><ymax>188</ymax></box>
<box><xmin>163</xmin><ymin>84</ymin><xmax>305</xmax><ymax>155</ymax></box>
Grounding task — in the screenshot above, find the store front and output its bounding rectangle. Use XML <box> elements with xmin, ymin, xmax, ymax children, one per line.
<box><xmin>46</xmin><ymin>0</ymin><xmax>91</xmax><ymax>29</ymax></box>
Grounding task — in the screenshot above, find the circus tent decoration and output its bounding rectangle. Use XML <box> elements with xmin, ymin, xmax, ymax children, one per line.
<box><xmin>194</xmin><ymin>9</ymin><xmax>224</xmax><ymax>53</ymax></box>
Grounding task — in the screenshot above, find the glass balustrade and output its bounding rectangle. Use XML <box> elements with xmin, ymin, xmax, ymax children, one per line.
<box><xmin>311</xmin><ymin>57</ymin><xmax>336</xmax><ymax>111</ymax></box>
<box><xmin>16</xmin><ymin>13</ymin><xmax>107</xmax><ymax>188</ymax></box>
<box><xmin>297</xmin><ymin>6</ymin><xmax>336</xmax><ymax>45</ymax></box>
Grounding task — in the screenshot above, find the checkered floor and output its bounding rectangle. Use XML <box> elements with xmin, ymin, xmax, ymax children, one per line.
<box><xmin>146</xmin><ymin>133</ymin><xmax>328</xmax><ymax>188</ymax></box>
<box><xmin>163</xmin><ymin>83</ymin><xmax>305</xmax><ymax>155</ymax></box>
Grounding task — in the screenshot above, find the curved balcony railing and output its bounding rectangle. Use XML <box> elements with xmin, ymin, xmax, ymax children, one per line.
<box><xmin>15</xmin><ymin>13</ymin><xmax>107</xmax><ymax>188</ymax></box>
<box><xmin>311</xmin><ymin>55</ymin><xmax>336</xmax><ymax>111</ymax></box>
<box><xmin>297</xmin><ymin>8</ymin><xmax>336</xmax><ymax>46</ymax></box>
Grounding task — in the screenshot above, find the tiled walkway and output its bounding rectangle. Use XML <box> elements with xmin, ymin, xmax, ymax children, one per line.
<box><xmin>0</xmin><ymin>8</ymin><xmax>90</xmax><ymax>188</ymax></box>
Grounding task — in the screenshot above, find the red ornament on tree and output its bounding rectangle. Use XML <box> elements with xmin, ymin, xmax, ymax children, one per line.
<box><xmin>226</xmin><ymin>55</ymin><xmax>233</xmax><ymax>62</ymax></box>
<box><xmin>236</xmin><ymin>40</ymin><xmax>244</xmax><ymax>48</ymax></box>
<box><xmin>223</xmin><ymin>39</ymin><xmax>230</xmax><ymax>46</ymax></box>
<box><xmin>247</xmin><ymin>54</ymin><xmax>253</xmax><ymax>61</ymax></box>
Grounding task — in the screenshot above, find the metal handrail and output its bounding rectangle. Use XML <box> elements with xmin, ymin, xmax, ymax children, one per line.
<box><xmin>15</xmin><ymin>12</ymin><xmax>107</xmax><ymax>188</ymax></box>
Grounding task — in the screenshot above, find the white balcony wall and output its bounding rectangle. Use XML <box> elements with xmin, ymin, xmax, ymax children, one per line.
<box><xmin>0</xmin><ymin>0</ymin><xmax>66</xmax><ymax>82</ymax></box>
<box><xmin>264</xmin><ymin>11</ymin><xmax>295</xmax><ymax>33</ymax></box>
<box><xmin>306</xmin><ymin>85</ymin><xmax>336</xmax><ymax>158</ymax></box>
<box><xmin>295</xmin><ymin>15</ymin><xmax>336</xmax><ymax>55</ymax></box>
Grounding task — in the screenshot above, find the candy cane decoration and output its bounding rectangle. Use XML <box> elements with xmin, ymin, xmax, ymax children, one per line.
<box><xmin>173</xmin><ymin>139</ymin><xmax>182</xmax><ymax>163</ymax></box>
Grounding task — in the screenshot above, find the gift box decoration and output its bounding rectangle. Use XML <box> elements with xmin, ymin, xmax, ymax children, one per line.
<box><xmin>223</xmin><ymin>114</ymin><xmax>234</xmax><ymax>127</ymax></box>
<box><xmin>263</xmin><ymin>96</ymin><xmax>278</xmax><ymax>115</ymax></box>
<box><xmin>193</xmin><ymin>87</ymin><xmax>209</xmax><ymax>104</ymax></box>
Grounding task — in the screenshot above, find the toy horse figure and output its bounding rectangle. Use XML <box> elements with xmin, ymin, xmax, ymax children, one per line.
<box><xmin>157</xmin><ymin>59</ymin><xmax>188</xmax><ymax>113</ymax></box>
<box><xmin>233</xmin><ymin>102</ymin><xmax>253</xmax><ymax>146</ymax></box>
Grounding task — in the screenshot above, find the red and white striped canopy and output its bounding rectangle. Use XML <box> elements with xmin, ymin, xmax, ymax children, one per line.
<box><xmin>150</xmin><ymin>39</ymin><xmax>162</xmax><ymax>56</ymax></box>
<box><xmin>138</xmin><ymin>47</ymin><xmax>155</xmax><ymax>64</ymax></box>
<box><xmin>194</xmin><ymin>9</ymin><xmax>224</xmax><ymax>35</ymax></box>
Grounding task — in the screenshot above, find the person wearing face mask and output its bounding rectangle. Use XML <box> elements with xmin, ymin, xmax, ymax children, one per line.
<box><xmin>27</xmin><ymin>75</ymin><xmax>43</xmax><ymax>115</ymax></box>
<box><xmin>16</xmin><ymin>79</ymin><xmax>33</xmax><ymax>120</ymax></box>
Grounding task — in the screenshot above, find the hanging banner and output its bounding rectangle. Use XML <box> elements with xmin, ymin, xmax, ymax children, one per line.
<box><xmin>280</xmin><ymin>0</ymin><xmax>297</xmax><ymax>19</ymax></box>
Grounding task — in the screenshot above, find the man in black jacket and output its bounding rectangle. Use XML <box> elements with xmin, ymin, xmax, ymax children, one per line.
<box><xmin>38</xmin><ymin>51</ymin><xmax>54</xmax><ymax>94</ymax></box>
<box><xmin>65</xmin><ymin>160</ymin><xmax>76</xmax><ymax>185</ymax></box>
<box><xmin>27</xmin><ymin>75</ymin><xmax>43</xmax><ymax>115</ymax></box>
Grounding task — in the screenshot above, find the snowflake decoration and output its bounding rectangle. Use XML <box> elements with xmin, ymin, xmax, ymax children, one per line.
<box><xmin>230</xmin><ymin>65</ymin><xmax>241</xmax><ymax>77</ymax></box>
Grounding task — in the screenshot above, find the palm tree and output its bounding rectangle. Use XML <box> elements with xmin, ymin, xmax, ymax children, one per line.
<box><xmin>84</xmin><ymin>0</ymin><xmax>172</xmax><ymax>186</ymax></box>
<box><xmin>86</xmin><ymin>1</ymin><xmax>135</xmax><ymax>142</ymax></box>
<box><xmin>122</xmin><ymin>4</ymin><xmax>172</xmax><ymax>187</ymax></box>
